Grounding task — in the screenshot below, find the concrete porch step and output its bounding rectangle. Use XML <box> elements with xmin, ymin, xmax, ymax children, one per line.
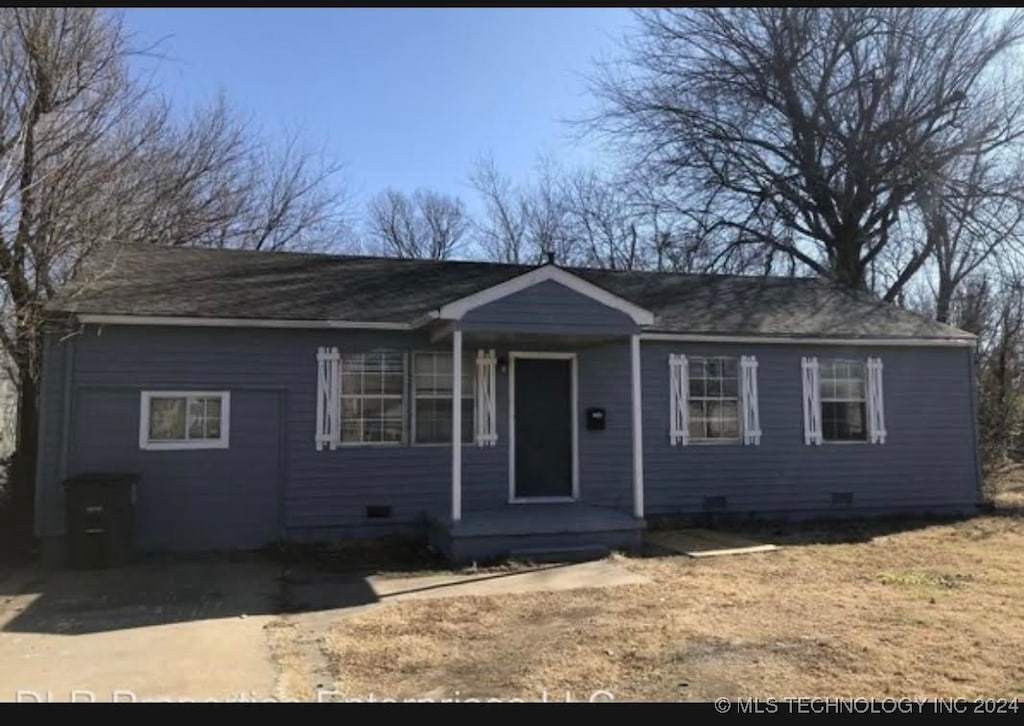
<box><xmin>429</xmin><ymin>504</ymin><xmax>645</xmax><ymax>564</ymax></box>
<box><xmin>507</xmin><ymin>544</ymin><xmax>610</xmax><ymax>564</ymax></box>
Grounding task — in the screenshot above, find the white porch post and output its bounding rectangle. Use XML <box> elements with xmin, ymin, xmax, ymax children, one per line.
<box><xmin>451</xmin><ymin>326</ymin><xmax>463</xmax><ymax>522</ymax></box>
<box><xmin>630</xmin><ymin>334</ymin><xmax>644</xmax><ymax>518</ymax></box>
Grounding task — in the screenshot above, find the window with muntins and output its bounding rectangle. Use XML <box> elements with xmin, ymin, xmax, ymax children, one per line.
<box><xmin>413</xmin><ymin>352</ymin><xmax>474</xmax><ymax>444</ymax></box>
<box><xmin>687</xmin><ymin>356</ymin><xmax>740</xmax><ymax>441</ymax></box>
<box><xmin>819</xmin><ymin>359</ymin><xmax>867</xmax><ymax>442</ymax></box>
<box><xmin>140</xmin><ymin>391</ymin><xmax>230</xmax><ymax>450</ymax></box>
<box><xmin>340</xmin><ymin>350</ymin><xmax>405</xmax><ymax>444</ymax></box>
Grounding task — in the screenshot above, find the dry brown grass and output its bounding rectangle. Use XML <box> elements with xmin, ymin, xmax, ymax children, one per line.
<box><xmin>275</xmin><ymin>512</ymin><xmax>1024</xmax><ymax>702</ymax></box>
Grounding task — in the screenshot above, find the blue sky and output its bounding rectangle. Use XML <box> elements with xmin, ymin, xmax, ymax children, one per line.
<box><xmin>122</xmin><ymin>8</ymin><xmax>635</xmax><ymax>214</ymax></box>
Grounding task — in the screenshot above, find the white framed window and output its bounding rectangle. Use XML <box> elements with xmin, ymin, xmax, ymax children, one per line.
<box><xmin>412</xmin><ymin>352</ymin><xmax>474</xmax><ymax>445</ymax></box>
<box><xmin>670</xmin><ymin>354</ymin><xmax>760</xmax><ymax>446</ymax></box>
<box><xmin>687</xmin><ymin>356</ymin><xmax>741</xmax><ymax>442</ymax></box>
<box><xmin>802</xmin><ymin>356</ymin><xmax>885</xmax><ymax>445</ymax></box>
<box><xmin>819</xmin><ymin>359</ymin><xmax>867</xmax><ymax>442</ymax></box>
<box><xmin>340</xmin><ymin>350</ymin><xmax>405</xmax><ymax>445</ymax></box>
<box><xmin>139</xmin><ymin>391</ymin><xmax>230</xmax><ymax>450</ymax></box>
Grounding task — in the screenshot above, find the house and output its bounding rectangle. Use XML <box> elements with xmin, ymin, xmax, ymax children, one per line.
<box><xmin>34</xmin><ymin>244</ymin><xmax>981</xmax><ymax>562</ymax></box>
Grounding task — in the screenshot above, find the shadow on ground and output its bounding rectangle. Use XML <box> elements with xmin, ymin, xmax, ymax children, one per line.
<box><xmin>0</xmin><ymin>555</ymin><xmax>294</xmax><ymax>636</ymax></box>
<box><xmin>4</xmin><ymin>511</ymin><xmax>1016</xmax><ymax>635</ymax></box>
<box><xmin>0</xmin><ymin>536</ymin><xmax>555</xmax><ymax>636</ymax></box>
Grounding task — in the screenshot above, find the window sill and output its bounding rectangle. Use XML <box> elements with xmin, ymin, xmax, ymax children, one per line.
<box><xmin>338</xmin><ymin>442</ymin><xmax>405</xmax><ymax>448</ymax></box>
<box><xmin>821</xmin><ymin>440</ymin><xmax>869</xmax><ymax>445</ymax></box>
<box><xmin>688</xmin><ymin>439</ymin><xmax>743</xmax><ymax>446</ymax></box>
<box><xmin>141</xmin><ymin>440</ymin><xmax>229</xmax><ymax>451</ymax></box>
<box><xmin>411</xmin><ymin>442</ymin><xmax>476</xmax><ymax>448</ymax></box>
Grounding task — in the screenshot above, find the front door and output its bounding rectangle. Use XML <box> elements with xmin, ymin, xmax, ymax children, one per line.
<box><xmin>513</xmin><ymin>356</ymin><xmax>574</xmax><ymax>499</ymax></box>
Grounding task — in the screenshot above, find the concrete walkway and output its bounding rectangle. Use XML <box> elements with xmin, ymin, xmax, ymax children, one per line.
<box><xmin>370</xmin><ymin>560</ymin><xmax>649</xmax><ymax>602</ymax></box>
<box><xmin>0</xmin><ymin>560</ymin><xmax>280</xmax><ymax>702</ymax></box>
<box><xmin>282</xmin><ymin>559</ymin><xmax>649</xmax><ymax>617</ymax></box>
<box><xmin>647</xmin><ymin>529</ymin><xmax>780</xmax><ymax>558</ymax></box>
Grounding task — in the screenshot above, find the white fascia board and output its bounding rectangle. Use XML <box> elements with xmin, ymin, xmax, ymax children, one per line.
<box><xmin>76</xmin><ymin>314</ymin><xmax>411</xmax><ymax>330</ymax></box>
<box><xmin>640</xmin><ymin>333</ymin><xmax>976</xmax><ymax>348</ymax></box>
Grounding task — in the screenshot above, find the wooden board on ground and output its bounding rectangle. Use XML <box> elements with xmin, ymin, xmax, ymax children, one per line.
<box><xmin>647</xmin><ymin>529</ymin><xmax>780</xmax><ymax>558</ymax></box>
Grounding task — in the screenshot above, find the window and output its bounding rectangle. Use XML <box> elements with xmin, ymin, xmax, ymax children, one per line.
<box><xmin>819</xmin><ymin>359</ymin><xmax>867</xmax><ymax>442</ymax></box>
<box><xmin>687</xmin><ymin>357</ymin><xmax>740</xmax><ymax>441</ymax></box>
<box><xmin>340</xmin><ymin>350</ymin><xmax>405</xmax><ymax>444</ymax></box>
<box><xmin>139</xmin><ymin>391</ymin><xmax>230</xmax><ymax>450</ymax></box>
<box><xmin>413</xmin><ymin>352</ymin><xmax>474</xmax><ymax>444</ymax></box>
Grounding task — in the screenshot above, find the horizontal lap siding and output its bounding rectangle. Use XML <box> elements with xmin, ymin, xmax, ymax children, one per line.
<box><xmin>577</xmin><ymin>342</ymin><xmax>634</xmax><ymax>511</ymax></box>
<box><xmin>69</xmin><ymin>387</ymin><xmax>283</xmax><ymax>550</ymax></box>
<box><xmin>641</xmin><ymin>342</ymin><xmax>980</xmax><ymax>516</ymax></box>
<box><xmin>38</xmin><ymin>324</ymin><xmax>976</xmax><ymax>547</ymax></box>
<box><xmin>34</xmin><ymin>330</ymin><xmax>71</xmax><ymax>537</ymax></box>
<box><xmin>461</xmin><ymin>280</ymin><xmax>639</xmax><ymax>335</ymax></box>
<box><xmin>60</xmin><ymin>325</ymin><xmax>511</xmax><ymax>542</ymax></box>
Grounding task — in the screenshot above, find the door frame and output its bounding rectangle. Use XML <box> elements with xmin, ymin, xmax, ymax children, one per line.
<box><xmin>508</xmin><ymin>351</ymin><xmax>579</xmax><ymax>503</ymax></box>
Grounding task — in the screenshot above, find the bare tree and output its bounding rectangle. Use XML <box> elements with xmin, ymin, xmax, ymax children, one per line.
<box><xmin>924</xmin><ymin>152</ymin><xmax>1024</xmax><ymax>323</ymax></box>
<box><xmin>0</xmin><ymin>8</ymin><xmax>349</xmax><ymax>528</ymax></box>
<box><xmin>470</xmin><ymin>156</ymin><xmax>530</xmax><ymax>264</ymax></box>
<box><xmin>522</xmin><ymin>158</ymin><xmax>576</xmax><ymax>265</ymax></box>
<box><xmin>590</xmin><ymin>8</ymin><xmax>1024</xmax><ymax>296</ymax></box>
<box><xmin>366</xmin><ymin>188</ymin><xmax>468</xmax><ymax>260</ymax></box>
<box><xmin>416</xmin><ymin>190</ymin><xmax>469</xmax><ymax>260</ymax></box>
<box><xmin>973</xmin><ymin>272</ymin><xmax>1024</xmax><ymax>481</ymax></box>
<box><xmin>563</xmin><ymin>169</ymin><xmax>642</xmax><ymax>270</ymax></box>
<box><xmin>366</xmin><ymin>189</ymin><xmax>420</xmax><ymax>258</ymax></box>
<box><xmin>470</xmin><ymin>156</ymin><xmax>582</xmax><ymax>266</ymax></box>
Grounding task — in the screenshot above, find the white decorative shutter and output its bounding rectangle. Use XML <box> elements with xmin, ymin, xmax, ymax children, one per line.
<box><xmin>801</xmin><ymin>356</ymin><xmax>822</xmax><ymax>445</ymax></box>
<box><xmin>669</xmin><ymin>353</ymin><xmax>689</xmax><ymax>446</ymax></box>
<box><xmin>475</xmin><ymin>349</ymin><xmax>498</xmax><ymax>446</ymax></box>
<box><xmin>315</xmin><ymin>346</ymin><xmax>340</xmax><ymax>451</ymax></box>
<box><xmin>866</xmin><ymin>357</ymin><xmax>887</xmax><ymax>444</ymax></box>
<box><xmin>740</xmin><ymin>355</ymin><xmax>762</xmax><ymax>445</ymax></box>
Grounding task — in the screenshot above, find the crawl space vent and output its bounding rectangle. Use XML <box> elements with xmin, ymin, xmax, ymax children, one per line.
<box><xmin>365</xmin><ymin>505</ymin><xmax>392</xmax><ymax>520</ymax></box>
<box><xmin>702</xmin><ymin>496</ymin><xmax>728</xmax><ymax>511</ymax></box>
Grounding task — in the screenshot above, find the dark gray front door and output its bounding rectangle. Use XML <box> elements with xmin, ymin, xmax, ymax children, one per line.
<box><xmin>514</xmin><ymin>357</ymin><xmax>573</xmax><ymax>499</ymax></box>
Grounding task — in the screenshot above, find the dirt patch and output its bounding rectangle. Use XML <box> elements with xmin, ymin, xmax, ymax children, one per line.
<box><xmin>275</xmin><ymin>514</ymin><xmax>1024</xmax><ymax>702</ymax></box>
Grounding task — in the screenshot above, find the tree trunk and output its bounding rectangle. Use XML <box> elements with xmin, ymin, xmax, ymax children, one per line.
<box><xmin>832</xmin><ymin>234</ymin><xmax>867</xmax><ymax>291</ymax></box>
<box><xmin>7</xmin><ymin>366</ymin><xmax>37</xmax><ymax>540</ymax></box>
<box><xmin>935</xmin><ymin>275</ymin><xmax>956</xmax><ymax>324</ymax></box>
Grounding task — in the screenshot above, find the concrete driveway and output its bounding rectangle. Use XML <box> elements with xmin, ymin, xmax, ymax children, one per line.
<box><xmin>0</xmin><ymin>558</ymin><xmax>282</xmax><ymax>702</ymax></box>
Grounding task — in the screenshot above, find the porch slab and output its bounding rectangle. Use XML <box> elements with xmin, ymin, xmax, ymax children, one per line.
<box><xmin>430</xmin><ymin>504</ymin><xmax>646</xmax><ymax>564</ymax></box>
<box><xmin>450</xmin><ymin>503</ymin><xmax>645</xmax><ymax>537</ymax></box>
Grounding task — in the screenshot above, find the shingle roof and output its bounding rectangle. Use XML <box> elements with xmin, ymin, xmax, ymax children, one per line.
<box><xmin>49</xmin><ymin>244</ymin><xmax>973</xmax><ymax>341</ymax></box>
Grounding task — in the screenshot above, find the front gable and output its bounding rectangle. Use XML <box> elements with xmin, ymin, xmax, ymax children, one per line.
<box><xmin>435</xmin><ymin>264</ymin><xmax>654</xmax><ymax>336</ymax></box>
<box><xmin>460</xmin><ymin>279</ymin><xmax>638</xmax><ymax>335</ymax></box>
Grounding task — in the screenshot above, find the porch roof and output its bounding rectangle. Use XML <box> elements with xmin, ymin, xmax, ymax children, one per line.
<box><xmin>50</xmin><ymin>243</ymin><xmax>975</xmax><ymax>342</ymax></box>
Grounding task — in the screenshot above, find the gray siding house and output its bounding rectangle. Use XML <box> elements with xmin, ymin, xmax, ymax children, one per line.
<box><xmin>35</xmin><ymin>245</ymin><xmax>981</xmax><ymax>562</ymax></box>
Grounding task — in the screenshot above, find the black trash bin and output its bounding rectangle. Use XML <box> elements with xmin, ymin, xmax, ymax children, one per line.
<box><xmin>62</xmin><ymin>473</ymin><xmax>139</xmax><ymax>569</ymax></box>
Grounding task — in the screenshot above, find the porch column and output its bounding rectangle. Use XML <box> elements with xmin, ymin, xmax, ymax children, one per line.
<box><xmin>630</xmin><ymin>333</ymin><xmax>644</xmax><ymax>518</ymax></box>
<box><xmin>451</xmin><ymin>325</ymin><xmax>463</xmax><ymax>522</ymax></box>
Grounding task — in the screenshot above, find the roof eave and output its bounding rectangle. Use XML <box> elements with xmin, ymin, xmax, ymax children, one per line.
<box><xmin>639</xmin><ymin>332</ymin><xmax>976</xmax><ymax>348</ymax></box>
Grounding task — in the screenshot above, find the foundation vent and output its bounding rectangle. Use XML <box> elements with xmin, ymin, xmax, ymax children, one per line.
<box><xmin>702</xmin><ymin>496</ymin><xmax>728</xmax><ymax>511</ymax></box>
